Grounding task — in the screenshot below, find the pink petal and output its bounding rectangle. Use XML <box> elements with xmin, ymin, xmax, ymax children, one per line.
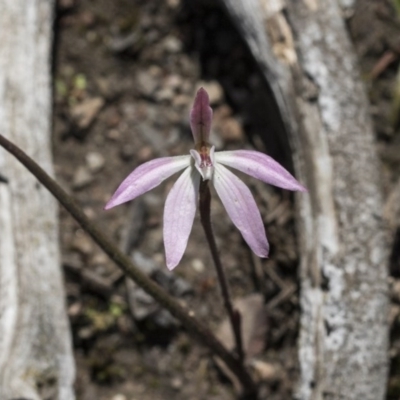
<box><xmin>212</xmin><ymin>163</ymin><xmax>269</xmax><ymax>257</ymax></box>
<box><xmin>105</xmin><ymin>155</ymin><xmax>190</xmax><ymax>210</ymax></box>
<box><xmin>215</xmin><ymin>150</ymin><xmax>307</xmax><ymax>192</ymax></box>
<box><xmin>190</xmin><ymin>87</ymin><xmax>213</xmax><ymax>144</ymax></box>
<box><xmin>164</xmin><ymin>166</ymin><xmax>200</xmax><ymax>270</ymax></box>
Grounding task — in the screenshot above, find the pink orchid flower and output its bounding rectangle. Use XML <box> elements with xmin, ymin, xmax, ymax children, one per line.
<box><xmin>105</xmin><ymin>88</ymin><xmax>306</xmax><ymax>270</ymax></box>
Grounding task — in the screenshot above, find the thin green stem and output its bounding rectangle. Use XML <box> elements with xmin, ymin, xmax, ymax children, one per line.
<box><xmin>0</xmin><ymin>133</ymin><xmax>257</xmax><ymax>398</ymax></box>
<box><xmin>199</xmin><ymin>180</ymin><xmax>245</xmax><ymax>364</ymax></box>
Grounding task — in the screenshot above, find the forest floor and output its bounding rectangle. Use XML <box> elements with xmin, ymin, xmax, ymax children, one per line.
<box><xmin>53</xmin><ymin>0</ymin><xmax>400</xmax><ymax>399</ymax></box>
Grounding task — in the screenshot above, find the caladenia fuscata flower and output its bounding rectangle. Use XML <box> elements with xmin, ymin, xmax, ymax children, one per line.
<box><xmin>105</xmin><ymin>88</ymin><xmax>306</xmax><ymax>270</ymax></box>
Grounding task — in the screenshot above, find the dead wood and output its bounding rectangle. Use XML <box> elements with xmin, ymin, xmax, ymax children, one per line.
<box><xmin>220</xmin><ymin>0</ymin><xmax>389</xmax><ymax>399</ymax></box>
<box><xmin>0</xmin><ymin>1</ymin><xmax>75</xmax><ymax>399</ymax></box>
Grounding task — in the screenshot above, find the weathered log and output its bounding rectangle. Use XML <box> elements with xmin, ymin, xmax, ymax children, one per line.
<box><xmin>0</xmin><ymin>1</ymin><xmax>75</xmax><ymax>399</ymax></box>
<box><xmin>220</xmin><ymin>0</ymin><xmax>389</xmax><ymax>399</ymax></box>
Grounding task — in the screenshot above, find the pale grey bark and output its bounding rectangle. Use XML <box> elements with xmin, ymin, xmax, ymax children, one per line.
<box><xmin>220</xmin><ymin>0</ymin><xmax>389</xmax><ymax>399</ymax></box>
<box><xmin>0</xmin><ymin>1</ymin><xmax>75</xmax><ymax>399</ymax></box>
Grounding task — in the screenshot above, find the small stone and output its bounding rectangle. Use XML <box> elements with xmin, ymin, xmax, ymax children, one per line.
<box><xmin>167</xmin><ymin>0</ymin><xmax>181</xmax><ymax>8</ymax></box>
<box><xmin>83</xmin><ymin>206</ymin><xmax>95</xmax><ymax>219</ymax></box>
<box><xmin>152</xmin><ymin>270</ymin><xmax>193</xmax><ymax>297</ymax></box>
<box><xmin>91</xmin><ymin>252</ymin><xmax>108</xmax><ymax>266</ymax></box>
<box><xmin>137</xmin><ymin>146</ymin><xmax>153</xmax><ymax>162</ymax></box>
<box><xmin>172</xmin><ymin>94</ymin><xmax>190</xmax><ymax>108</ymax></box>
<box><xmin>152</xmin><ymin>309</ymin><xmax>177</xmax><ymax>329</ymax></box>
<box><xmin>251</xmin><ymin>360</ymin><xmax>281</xmax><ymax>383</ymax></box>
<box><xmin>148</xmin><ymin>65</ymin><xmax>163</xmax><ymax>78</ymax></box>
<box><xmin>152</xmin><ymin>253</ymin><xmax>164</xmax><ymax>265</ymax></box>
<box><xmin>58</xmin><ymin>0</ymin><xmax>75</xmax><ymax>10</ymax></box>
<box><xmin>72</xmin><ymin>166</ymin><xmax>93</xmax><ymax>189</ymax></box>
<box><xmin>164</xmin><ymin>74</ymin><xmax>182</xmax><ymax>91</ymax></box>
<box><xmin>197</xmin><ymin>81</ymin><xmax>224</xmax><ymax>105</ymax></box>
<box><xmin>391</xmin><ymin>279</ymin><xmax>400</xmax><ymax>303</ymax></box>
<box><xmin>129</xmin><ymin>288</ymin><xmax>157</xmax><ymax>320</ymax></box>
<box><xmin>108</xmin><ymin>32</ymin><xmax>141</xmax><ymax>53</ymax></box>
<box><xmin>80</xmin><ymin>10</ymin><xmax>95</xmax><ymax>27</ymax></box>
<box><xmin>170</xmin><ymin>377</ymin><xmax>183</xmax><ymax>390</ymax></box>
<box><xmin>111</xmin><ymin>395</ymin><xmax>127</xmax><ymax>400</ymax></box>
<box><xmin>78</xmin><ymin>326</ymin><xmax>94</xmax><ymax>339</ymax></box>
<box><xmin>389</xmin><ymin>304</ymin><xmax>400</xmax><ymax>325</ymax></box>
<box><xmin>70</xmin><ymin>97</ymin><xmax>104</xmax><ymax>129</ymax></box>
<box><xmin>132</xmin><ymin>252</ymin><xmax>159</xmax><ymax>275</ymax></box>
<box><xmin>104</xmin><ymin>107</ymin><xmax>121</xmax><ymax>128</ymax></box>
<box><xmin>136</xmin><ymin>71</ymin><xmax>159</xmax><ymax>98</ymax></box>
<box><xmin>86</xmin><ymin>152</ymin><xmax>105</xmax><ymax>173</ymax></box>
<box><xmin>107</xmin><ymin>129</ymin><xmax>121</xmax><ymax>141</ymax></box>
<box><xmin>181</xmin><ymin>79</ymin><xmax>192</xmax><ymax>94</ymax></box>
<box><xmin>155</xmin><ymin>87</ymin><xmax>174</xmax><ymax>102</ymax></box>
<box><xmin>214</xmin><ymin>104</ymin><xmax>232</xmax><ymax>119</ymax></box>
<box><xmin>120</xmin><ymin>102</ymin><xmax>137</xmax><ymax>121</ymax></box>
<box><xmin>191</xmin><ymin>259</ymin><xmax>205</xmax><ymax>272</ymax></box>
<box><xmin>170</xmin><ymin>276</ymin><xmax>193</xmax><ymax>297</ymax></box>
<box><xmin>96</xmin><ymin>77</ymin><xmax>119</xmax><ymax>99</ymax></box>
<box><xmin>71</xmin><ymin>230</ymin><xmax>93</xmax><ymax>256</ymax></box>
<box><xmin>163</xmin><ymin>36</ymin><xmax>182</xmax><ymax>53</ymax></box>
<box><xmin>68</xmin><ymin>302</ymin><xmax>82</xmax><ymax>317</ymax></box>
<box><xmin>218</xmin><ymin>118</ymin><xmax>244</xmax><ymax>142</ymax></box>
